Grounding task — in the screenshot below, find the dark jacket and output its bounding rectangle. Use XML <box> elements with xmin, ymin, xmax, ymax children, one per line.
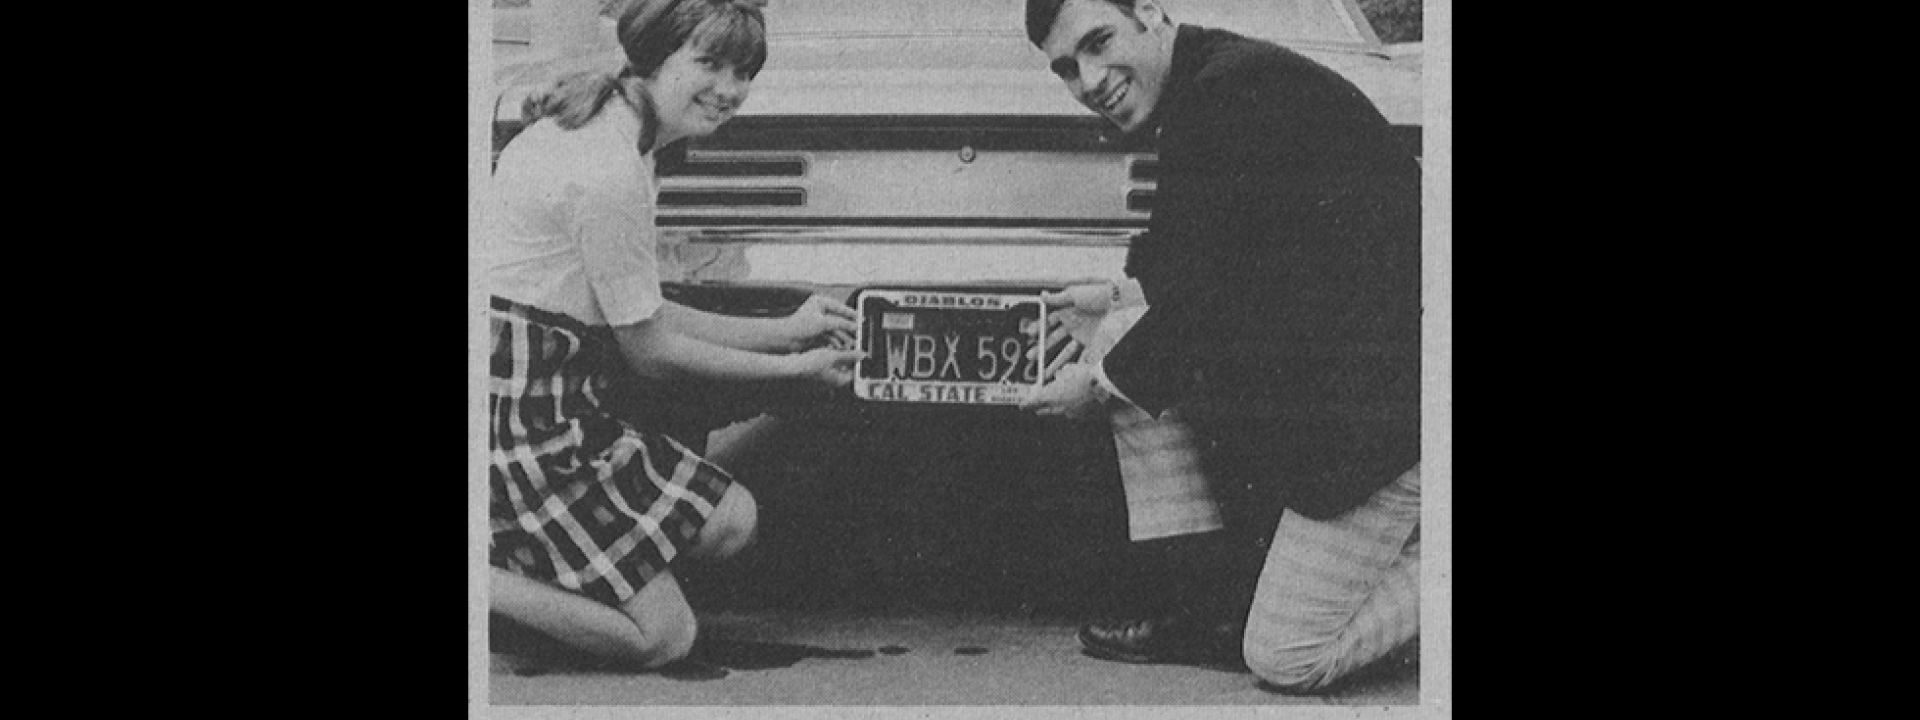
<box><xmin>1101</xmin><ymin>25</ymin><xmax>1421</xmax><ymax>520</ymax></box>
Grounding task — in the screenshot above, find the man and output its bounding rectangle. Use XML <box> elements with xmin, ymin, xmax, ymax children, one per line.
<box><xmin>1018</xmin><ymin>0</ymin><xmax>1421</xmax><ymax>692</ymax></box>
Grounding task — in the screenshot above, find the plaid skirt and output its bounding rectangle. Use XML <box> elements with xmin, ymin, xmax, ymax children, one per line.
<box><xmin>488</xmin><ymin>296</ymin><xmax>734</xmax><ymax>606</ymax></box>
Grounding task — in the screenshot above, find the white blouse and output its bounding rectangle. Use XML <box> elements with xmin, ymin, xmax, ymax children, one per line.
<box><xmin>483</xmin><ymin>99</ymin><xmax>664</xmax><ymax>327</ymax></box>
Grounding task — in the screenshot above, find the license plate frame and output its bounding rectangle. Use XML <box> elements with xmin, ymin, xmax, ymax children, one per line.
<box><xmin>852</xmin><ymin>288</ymin><xmax>1047</xmax><ymax>405</ymax></box>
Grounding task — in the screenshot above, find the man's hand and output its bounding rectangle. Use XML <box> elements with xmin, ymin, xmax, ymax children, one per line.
<box><xmin>1043</xmin><ymin>283</ymin><xmax>1115</xmax><ymax>341</ymax></box>
<box><xmin>1018</xmin><ymin>362</ymin><xmax>1106</xmax><ymax>420</ymax></box>
<box><xmin>1029</xmin><ymin>283</ymin><xmax>1117</xmax><ymax>381</ymax></box>
<box><xmin>781</xmin><ymin>295</ymin><xmax>859</xmax><ymax>352</ymax></box>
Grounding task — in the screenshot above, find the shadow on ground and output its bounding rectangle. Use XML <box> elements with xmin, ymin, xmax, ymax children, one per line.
<box><xmin>489</xmin><ymin>614</ymin><xmax>883</xmax><ymax>681</ymax></box>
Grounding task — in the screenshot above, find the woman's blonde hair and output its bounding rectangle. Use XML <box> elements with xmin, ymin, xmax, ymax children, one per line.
<box><xmin>522</xmin><ymin>0</ymin><xmax>768</xmax><ymax>140</ymax></box>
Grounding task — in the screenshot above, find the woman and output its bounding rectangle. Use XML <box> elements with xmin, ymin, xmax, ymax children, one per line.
<box><xmin>484</xmin><ymin>0</ymin><xmax>861</xmax><ymax>668</ymax></box>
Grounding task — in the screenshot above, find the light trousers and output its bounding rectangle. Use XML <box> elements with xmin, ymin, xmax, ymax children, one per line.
<box><xmin>1241</xmin><ymin>464</ymin><xmax>1420</xmax><ymax>692</ymax></box>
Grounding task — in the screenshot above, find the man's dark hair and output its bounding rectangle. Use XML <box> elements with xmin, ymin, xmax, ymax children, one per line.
<box><xmin>1025</xmin><ymin>0</ymin><xmax>1163</xmax><ymax>47</ymax></box>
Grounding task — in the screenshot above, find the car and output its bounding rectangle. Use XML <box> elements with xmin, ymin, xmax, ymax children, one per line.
<box><xmin>481</xmin><ymin>0</ymin><xmax>1422</xmax><ymax>611</ymax></box>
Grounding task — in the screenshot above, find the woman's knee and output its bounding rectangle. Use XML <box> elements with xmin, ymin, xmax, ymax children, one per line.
<box><xmin>692</xmin><ymin>484</ymin><xmax>758</xmax><ymax>560</ymax></box>
<box><xmin>622</xmin><ymin>604</ymin><xmax>697</xmax><ymax>668</ymax></box>
<box><xmin>615</xmin><ymin>577</ymin><xmax>699</xmax><ymax>668</ymax></box>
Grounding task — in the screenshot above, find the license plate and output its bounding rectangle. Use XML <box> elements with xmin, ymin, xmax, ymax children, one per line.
<box><xmin>853</xmin><ymin>289</ymin><xmax>1046</xmax><ymax>405</ymax></box>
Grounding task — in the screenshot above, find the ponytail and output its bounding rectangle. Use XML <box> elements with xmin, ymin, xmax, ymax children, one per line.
<box><xmin>521</xmin><ymin>70</ymin><xmax>626</xmax><ymax>131</ymax></box>
<box><xmin>521</xmin><ymin>67</ymin><xmax>661</xmax><ymax>153</ymax></box>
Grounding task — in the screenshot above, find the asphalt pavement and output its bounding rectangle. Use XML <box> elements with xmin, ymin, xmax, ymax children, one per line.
<box><xmin>487</xmin><ymin>608</ymin><xmax>1418</xmax><ymax>707</ymax></box>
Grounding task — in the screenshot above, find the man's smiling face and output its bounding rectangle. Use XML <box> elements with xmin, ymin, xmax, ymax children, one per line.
<box><xmin>1039</xmin><ymin>0</ymin><xmax>1174</xmax><ymax>133</ymax></box>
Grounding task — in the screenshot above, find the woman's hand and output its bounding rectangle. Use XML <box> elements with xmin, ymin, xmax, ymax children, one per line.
<box><xmin>788</xmin><ymin>347</ymin><xmax>865</xmax><ymax>388</ymax></box>
<box><xmin>780</xmin><ymin>295</ymin><xmax>860</xmax><ymax>352</ymax></box>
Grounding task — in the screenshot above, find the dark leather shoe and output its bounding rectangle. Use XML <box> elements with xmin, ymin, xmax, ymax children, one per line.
<box><xmin>1078</xmin><ymin>610</ymin><xmax>1245</xmax><ymax>667</ymax></box>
